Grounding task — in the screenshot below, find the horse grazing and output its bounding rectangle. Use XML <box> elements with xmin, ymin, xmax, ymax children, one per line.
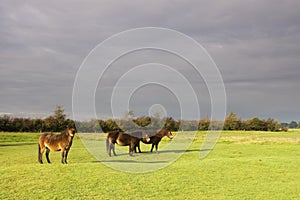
<box><xmin>106</xmin><ymin>131</ymin><xmax>150</xmax><ymax>156</ymax></box>
<box><xmin>38</xmin><ymin>128</ymin><xmax>76</xmax><ymax>164</ymax></box>
<box><xmin>136</xmin><ymin>128</ymin><xmax>173</xmax><ymax>153</ymax></box>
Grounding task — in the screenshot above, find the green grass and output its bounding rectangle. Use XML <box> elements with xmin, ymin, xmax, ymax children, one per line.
<box><xmin>0</xmin><ymin>130</ymin><xmax>299</xmax><ymax>199</ymax></box>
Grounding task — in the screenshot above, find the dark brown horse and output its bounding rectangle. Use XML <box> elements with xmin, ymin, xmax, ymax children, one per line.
<box><xmin>106</xmin><ymin>131</ymin><xmax>150</xmax><ymax>156</ymax></box>
<box><xmin>38</xmin><ymin>128</ymin><xmax>76</xmax><ymax>164</ymax></box>
<box><xmin>136</xmin><ymin>128</ymin><xmax>173</xmax><ymax>153</ymax></box>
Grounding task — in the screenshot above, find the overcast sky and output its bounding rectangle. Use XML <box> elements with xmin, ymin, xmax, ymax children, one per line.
<box><xmin>1</xmin><ymin>0</ymin><xmax>300</xmax><ymax>122</ymax></box>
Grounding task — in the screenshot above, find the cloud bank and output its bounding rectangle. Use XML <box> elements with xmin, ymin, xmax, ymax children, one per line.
<box><xmin>0</xmin><ymin>0</ymin><xmax>299</xmax><ymax>121</ymax></box>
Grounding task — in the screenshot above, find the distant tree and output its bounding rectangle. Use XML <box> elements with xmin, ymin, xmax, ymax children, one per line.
<box><xmin>32</xmin><ymin>118</ymin><xmax>44</xmax><ymax>132</ymax></box>
<box><xmin>54</xmin><ymin>105</ymin><xmax>67</xmax><ymax>131</ymax></box>
<box><xmin>98</xmin><ymin>120</ymin><xmax>108</xmax><ymax>133</ymax></box>
<box><xmin>149</xmin><ymin>114</ymin><xmax>164</xmax><ymax>130</ymax></box>
<box><xmin>298</xmin><ymin>122</ymin><xmax>300</xmax><ymax>129</ymax></box>
<box><xmin>179</xmin><ymin>120</ymin><xmax>198</xmax><ymax>131</ymax></box>
<box><xmin>22</xmin><ymin>118</ymin><xmax>33</xmax><ymax>132</ymax></box>
<box><xmin>280</xmin><ymin>123</ymin><xmax>289</xmax><ymax>132</ymax></box>
<box><xmin>11</xmin><ymin>118</ymin><xmax>23</xmax><ymax>132</ymax></box>
<box><xmin>105</xmin><ymin>119</ymin><xmax>121</xmax><ymax>132</ymax></box>
<box><xmin>223</xmin><ymin>112</ymin><xmax>242</xmax><ymax>130</ymax></box>
<box><xmin>280</xmin><ymin>122</ymin><xmax>289</xmax><ymax>128</ymax></box>
<box><xmin>44</xmin><ymin>116</ymin><xmax>56</xmax><ymax>131</ymax></box>
<box><xmin>0</xmin><ymin>115</ymin><xmax>12</xmax><ymax>131</ymax></box>
<box><xmin>198</xmin><ymin>117</ymin><xmax>210</xmax><ymax>131</ymax></box>
<box><xmin>65</xmin><ymin>119</ymin><xmax>75</xmax><ymax>129</ymax></box>
<box><xmin>243</xmin><ymin>117</ymin><xmax>266</xmax><ymax>131</ymax></box>
<box><xmin>265</xmin><ymin>118</ymin><xmax>281</xmax><ymax>132</ymax></box>
<box><xmin>163</xmin><ymin>117</ymin><xmax>180</xmax><ymax>131</ymax></box>
<box><xmin>133</xmin><ymin>116</ymin><xmax>151</xmax><ymax>127</ymax></box>
<box><xmin>210</xmin><ymin>120</ymin><xmax>223</xmax><ymax>130</ymax></box>
<box><xmin>289</xmin><ymin>121</ymin><xmax>298</xmax><ymax>129</ymax></box>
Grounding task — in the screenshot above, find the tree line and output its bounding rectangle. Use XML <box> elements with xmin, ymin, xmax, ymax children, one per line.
<box><xmin>0</xmin><ymin>107</ymin><xmax>298</xmax><ymax>132</ymax></box>
<box><xmin>198</xmin><ymin>112</ymin><xmax>289</xmax><ymax>132</ymax></box>
<box><xmin>0</xmin><ymin>106</ymin><xmax>75</xmax><ymax>132</ymax></box>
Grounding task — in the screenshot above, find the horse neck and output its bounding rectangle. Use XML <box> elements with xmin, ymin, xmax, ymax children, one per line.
<box><xmin>60</xmin><ymin>130</ymin><xmax>73</xmax><ymax>141</ymax></box>
<box><xmin>156</xmin><ymin>129</ymin><xmax>167</xmax><ymax>138</ymax></box>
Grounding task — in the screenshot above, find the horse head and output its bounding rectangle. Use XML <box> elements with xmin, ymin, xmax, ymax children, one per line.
<box><xmin>67</xmin><ymin>128</ymin><xmax>76</xmax><ymax>137</ymax></box>
<box><xmin>166</xmin><ymin>130</ymin><xmax>173</xmax><ymax>139</ymax></box>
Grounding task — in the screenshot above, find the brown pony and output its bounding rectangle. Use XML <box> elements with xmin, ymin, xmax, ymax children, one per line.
<box><xmin>136</xmin><ymin>128</ymin><xmax>173</xmax><ymax>153</ymax></box>
<box><xmin>38</xmin><ymin>128</ymin><xmax>76</xmax><ymax>164</ymax></box>
<box><xmin>106</xmin><ymin>131</ymin><xmax>150</xmax><ymax>156</ymax></box>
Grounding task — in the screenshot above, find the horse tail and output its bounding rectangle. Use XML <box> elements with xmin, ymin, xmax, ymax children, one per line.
<box><xmin>38</xmin><ymin>143</ymin><xmax>41</xmax><ymax>163</ymax></box>
<box><xmin>106</xmin><ymin>137</ymin><xmax>109</xmax><ymax>154</ymax></box>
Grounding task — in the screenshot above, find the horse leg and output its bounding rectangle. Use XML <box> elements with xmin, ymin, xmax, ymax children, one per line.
<box><xmin>107</xmin><ymin>139</ymin><xmax>116</xmax><ymax>156</ymax></box>
<box><xmin>38</xmin><ymin>144</ymin><xmax>44</xmax><ymax>164</ymax></box>
<box><xmin>129</xmin><ymin>145</ymin><xmax>134</xmax><ymax>157</ymax></box>
<box><xmin>106</xmin><ymin>138</ymin><xmax>111</xmax><ymax>155</ymax></box>
<box><xmin>108</xmin><ymin>142</ymin><xmax>116</xmax><ymax>156</ymax></box>
<box><xmin>107</xmin><ymin>142</ymin><xmax>112</xmax><ymax>156</ymax></box>
<box><xmin>150</xmin><ymin>144</ymin><xmax>155</xmax><ymax>152</ymax></box>
<box><xmin>135</xmin><ymin>141</ymin><xmax>142</xmax><ymax>153</ymax></box>
<box><xmin>134</xmin><ymin>143</ymin><xmax>137</xmax><ymax>153</ymax></box>
<box><xmin>45</xmin><ymin>147</ymin><xmax>51</xmax><ymax>163</ymax></box>
<box><xmin>64</xmin><ymin>149</ymin><xmax>69</xmax><ymax>164</ymax></box>
<box><xmin>112</xmin><ymin>143</ymin><xmax>117</xmax><ymax>156</ymax></box>
<box><xmin>155</xmin><ymin>143</ymin><xmax>159</xmax><ymax>153</ymax></box>
<box><xmin>129</xmin><ymin>142</ymin><xmax>136</xmax><ymax>156</ymax></box>
<box><xmin>61</xmin><ymin>149</ymin><xmax>66</xmax><ymax>164</ymax></box>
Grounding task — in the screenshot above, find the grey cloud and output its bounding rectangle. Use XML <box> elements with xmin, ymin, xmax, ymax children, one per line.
<box><xmin>0</xmin><ymin>0</ymin><xmax>300</xmax><ymax>121</ymax></box>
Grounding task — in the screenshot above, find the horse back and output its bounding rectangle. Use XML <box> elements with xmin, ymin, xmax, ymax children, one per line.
<box><xmin>116</xmin><ymin>132</ymin><xmax>140</xmax><ymax>146</ymax></box>
<box><xmin>39</xmin><ymin>132</ymin><xmax>70</xmax><ymax>150</ymax></box>
<box><xmin>128</xmin><ymin>131</ymin><xmax>148</xmax><ymax>139</ymax></box>
<box><xmin>39</xmin><ymin>132</ymin><xmax>54</xmax><ymax>144</ymax></box>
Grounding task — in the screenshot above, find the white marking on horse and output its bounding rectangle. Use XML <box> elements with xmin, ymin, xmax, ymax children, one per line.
<box><xmin>116</xmin><ymin>138</ymin><xmax>123</xmax><ymax>145</ymax></box>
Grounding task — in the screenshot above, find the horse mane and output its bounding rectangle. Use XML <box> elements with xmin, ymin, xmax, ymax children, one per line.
<box><xmin>54</xmin><ymin>129</ymin><xmax>70</xmax><ymax>140</ymax></box>
<box><xmin>156</xmin><ymin>128</ymin><xmax>168</xmax><ymax>137</ymax></box>
<box><xmin>61</xmin><ymin>129</ymin><xmax>69</xmax><ymax>135</ymax></box>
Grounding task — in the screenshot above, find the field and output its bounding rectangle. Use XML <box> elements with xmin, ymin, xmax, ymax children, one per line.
<box><xmin>0</xmin><ymin>130</ymin><xmax>299</xmax><ymax>199</ymax></box>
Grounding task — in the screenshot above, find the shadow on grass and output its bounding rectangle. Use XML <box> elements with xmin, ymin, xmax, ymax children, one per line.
<box><xmin>99</xmin><ymin>148</ymin><xmax>211</xmax><ymax>156</ymax></box>
<box><xmin>95</xmin><ymin>160</ymin><xmax>168</xmax><ymax>164</ymax></box>
<box><xmin>0</xmin><ymin>142</ymin><xmax>36</xmax><ymax>147</ymax></box>
<box><xmin>100</xmin><ymin>148</ymin><xmax>202</xmax><ymax>157</ymax></box>
<box><xmin>137</xmin><ymin>148</ymin><xmax>210</xmax><ymax>154</ymax></box>
<box><xmin>81</xmin><ymin>148</ymin><xmax>213</xmax><ymax>165</ymax></box>
<box><xmin>90</xmin><ymin>148</ymin><xmax>212</xmax><ymax>164</ymax></box>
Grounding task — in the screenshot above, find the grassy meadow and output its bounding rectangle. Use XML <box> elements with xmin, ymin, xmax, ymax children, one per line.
<box><xmin>0</xmin><ymin>130</ymin><xmax>299</xmax><ymax>199</ymax></box>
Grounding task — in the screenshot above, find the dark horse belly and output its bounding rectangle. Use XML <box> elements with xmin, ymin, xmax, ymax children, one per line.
<box><xmin>141</xmin><ymin>136</ymin><xmax>161</xmax><ymax>144</ymax></box>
